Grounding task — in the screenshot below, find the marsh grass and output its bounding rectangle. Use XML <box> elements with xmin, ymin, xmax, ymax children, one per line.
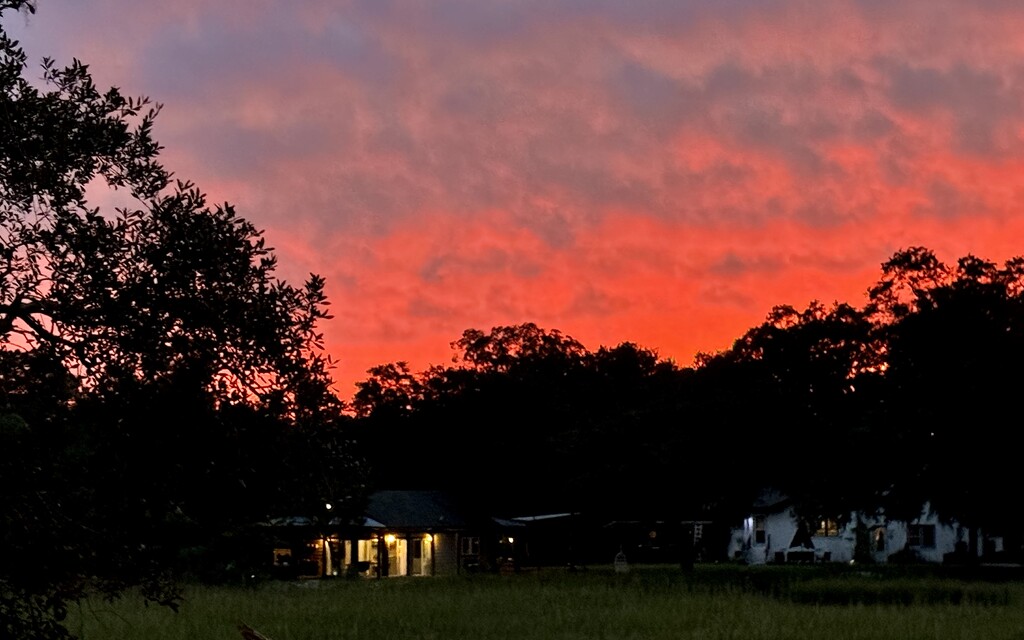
<box><xmin>68</xmin><ymin>565</ymin><xmax>1024</xmax><ymax>640</ymax></box>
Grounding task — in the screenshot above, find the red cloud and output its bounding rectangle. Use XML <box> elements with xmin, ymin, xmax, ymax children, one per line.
<box><xmin>11</xmin><ymin>1</ymin><xmax>1024</xmax><ymax>401</ymax></box>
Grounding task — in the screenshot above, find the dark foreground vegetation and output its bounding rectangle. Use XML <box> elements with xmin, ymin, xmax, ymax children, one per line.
<box><xmin>71</xmin><ymin>565</ymin><xmax>1024</xmax><ymax>640</ymax></box>
<box><xmin>4</xmin><ymin>0</ymin><xmax>1024</xmax><ymax>638</ymax></box>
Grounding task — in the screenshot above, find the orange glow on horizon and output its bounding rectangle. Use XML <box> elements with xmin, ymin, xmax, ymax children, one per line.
<box><xmin>9</xmin><ymin>1</ymin><xmax>1024</xmax><ymax>404</ymax></box>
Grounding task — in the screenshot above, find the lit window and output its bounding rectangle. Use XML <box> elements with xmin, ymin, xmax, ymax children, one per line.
<box><xmin>815</xmin><ymin>518</ymin><xmax>840</xmax><ymax>537</ymax></box>
<box><xmin>272</xmin><ymin>548</ymin><xmax>292</xmax><ymax>567</ymax></box>
<box><xmin>873</xmin><ymin>526</ymin><xmax>886</xmax><ymax>552</ymax></box>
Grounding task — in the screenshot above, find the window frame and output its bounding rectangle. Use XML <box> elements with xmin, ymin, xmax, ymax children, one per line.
<box><xmin>460</xmin><ymin>535</ymin><xmax>481</xmax><ymax>556</ymax></box>
<box><xmin>814</xmin><ymin>518</ymin><xmax>841</xmax><ymax>537</ymax></box>
<box><xmin>908</xmin><ymin>524</ymin><xmax>936</xmax><ymax>549</ymax></box>
<box><xmin>753</xmin><ymin>515</ymin><xmax>767</xmax><ymax>545</ymax></box>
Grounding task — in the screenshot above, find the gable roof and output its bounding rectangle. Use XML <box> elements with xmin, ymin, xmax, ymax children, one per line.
<box><xmin>365</xmin><ymin>489</ymin><xmax>475</xmax><ymax>530</ymax></box>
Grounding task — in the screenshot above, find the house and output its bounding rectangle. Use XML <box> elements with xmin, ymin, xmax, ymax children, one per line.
<box><xmin>598</xmin><ymin>518</ymin><xmax>719</xmax><ymax>565</ymax></box>
<box><xmin>267</xmin><ymin>489</ymin><xmax>526</xmax><ymax>579</ymax></box>
<box><xmin>352</xmin><ymin>489</ymin><xmax>525</xmax><ymax>577</ymax></box>
<box><xmin>499</xmin><ymin>509</ymin><xmax>725</xmax><ymax>568</ymax></box>
<box><xmin>508</xmin><ymin>512</ymin><xmax>585</xmax><ymax>567</ymax></box>
<box><xmin>727</xmin><ymin>489</ymin><xmax>998</xmax><ymax>565</ymax></box>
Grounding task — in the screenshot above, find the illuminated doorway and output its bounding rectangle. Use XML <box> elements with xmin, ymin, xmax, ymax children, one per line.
<box><xmin>410</xmin><ymin>535</ymin><xmax>434</xmax><ymax>576</ymax></box>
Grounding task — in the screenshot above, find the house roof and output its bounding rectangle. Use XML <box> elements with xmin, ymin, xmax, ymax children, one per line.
<box><xmin>261</xmin><ymin>516</ymin><xmax>316</xmax><ymax>527</ymax></box>
<box><xmin>751</xmin><ymin>488</ymin><xmax>791</xmax><ymax>513</ymax></box>
<box><xmin>512</xmin><ymin>512</ymin><xmax>576</xmax><ymax>522</ymax></box>
<box><xmin>491</xmin><ymin>517</ymin><xmax>528</xmax><ymax>529</ymax></box>
<box><xmin>365</xmin><ymin>489</ymin><xmax>476</xmax><ymax>530</ymax></box>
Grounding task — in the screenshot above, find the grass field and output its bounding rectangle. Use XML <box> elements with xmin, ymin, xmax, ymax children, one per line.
<box><xmin>67</xmin><ymin>564</ymin><xmax>1024</xmax><ymax>640</ymax></box>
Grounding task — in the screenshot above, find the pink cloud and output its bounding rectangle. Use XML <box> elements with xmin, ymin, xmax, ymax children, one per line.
<box><xmin>8</xmin><ymin>0</ymin><xmax>1024</xmax><ymax>401</ymax></box>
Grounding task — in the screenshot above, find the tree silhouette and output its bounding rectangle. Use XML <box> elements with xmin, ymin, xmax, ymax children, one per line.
<box><xmin>0</xmin><ymin>3</ymin><xmax>361</xmax><ymax>637</ymax></box>
<box><xmin>869</xmin><ymin>248</ymin><xmax>1024</xmax><ymax>549</ymax></box>
<box><xmin>349</xmin><ymin>248</ymin><xmax>1024</xmax><ymax>565</ymax></box>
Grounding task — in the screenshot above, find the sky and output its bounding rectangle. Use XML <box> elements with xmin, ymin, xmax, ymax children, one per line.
<box><xmin>8</xmin><ymin>1</ymin><xmax>1024</xmax><ymax>401</ymax></box>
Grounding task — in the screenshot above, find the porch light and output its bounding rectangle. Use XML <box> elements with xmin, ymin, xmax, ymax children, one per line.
<box><xmin>424</xmin><ymin>534</ymin><xmax>433</xmax><ymax>542</ymax></box>
<box><xmin>385</xmin><ymin>534</ymin><xmax>396</xmax><ymax>544</ymax></box>
<box><xmin>325</xmin><ymin>502</ymin><xmax>333</xmax><ymax>510</ymax></box>
<box><xmin>507</xmin><ymin>537</ymin><xmax>514</xmax><ymax>544</ymax></box>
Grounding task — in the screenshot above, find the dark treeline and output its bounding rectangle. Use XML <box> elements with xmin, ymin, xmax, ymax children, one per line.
<box><xmin>350</xmin><ymin>247</ymin><xmax>1024</xmax><ymax>558</ymax></box>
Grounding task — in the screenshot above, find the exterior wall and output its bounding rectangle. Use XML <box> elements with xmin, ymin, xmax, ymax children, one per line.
<box><xmin>864</xmin><ymin>508</ymin><xmax>968</xmax><ymax>563</ymax></box>
<box><xmin>729</xmin><ymin>502</ymin><xmax>975</xmax><ymax>565</ymax></box>
<box><xmin>433</xmin><ymin>532</ymin><xmax>460</xmax><ymax>576</ymax></box>
<box><xmin>729</xmin><ymin>514</ymin><xmax>859</xmax><ymax>566</ymax></box>
<box><xmin>764</xmin><ymin>510</ymin><xmax>799</xmax><ymax>563</ymax></box>
<box><xmin>729</xmin><ymin>508</ymin><xmax>800</xmax><ymax>565</ymax></box>
<box><xmin>839</xmin><ymin>513</ymin><xmax>950</xmax><ymax>564</ymax></box>
<box><xmin>813</xmin><ymin>524</ymin><xmax>856</xmax><ymax>563</ymax></box>
<box><xmin>339</xmin><ymin>532</ymin><xmax>461</xmax><ymax>577</ymax></box>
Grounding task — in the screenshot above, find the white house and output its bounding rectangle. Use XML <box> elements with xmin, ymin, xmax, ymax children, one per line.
<box><xmin>727</xmin><ymin>490</ymin><xmax>992</xmax><ymax>565</ymax></box>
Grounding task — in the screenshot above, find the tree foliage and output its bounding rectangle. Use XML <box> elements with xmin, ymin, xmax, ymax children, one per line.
<box><xmin>866</xmin><ymin>248</ymin><xmax>1024</xmax><ymax>533</ymax></box>
<box><xmin>352</xmin><ymin>248</ymin><xmax>1024</xmax><ymax>563</ymax></box>
<box><xmin>352</xmin><ymin>323</ymin><xmax>688</xmax><ymax>518</ymax></box>
<box><xmin>0</xmin><ymin>4</ymin><xmax>361</xmax><ymax>638</ymax></box>
<box><xmin>0</xmin><ymin>18</ymin><xmax>332</xmax><ymax>409</ymax></box>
